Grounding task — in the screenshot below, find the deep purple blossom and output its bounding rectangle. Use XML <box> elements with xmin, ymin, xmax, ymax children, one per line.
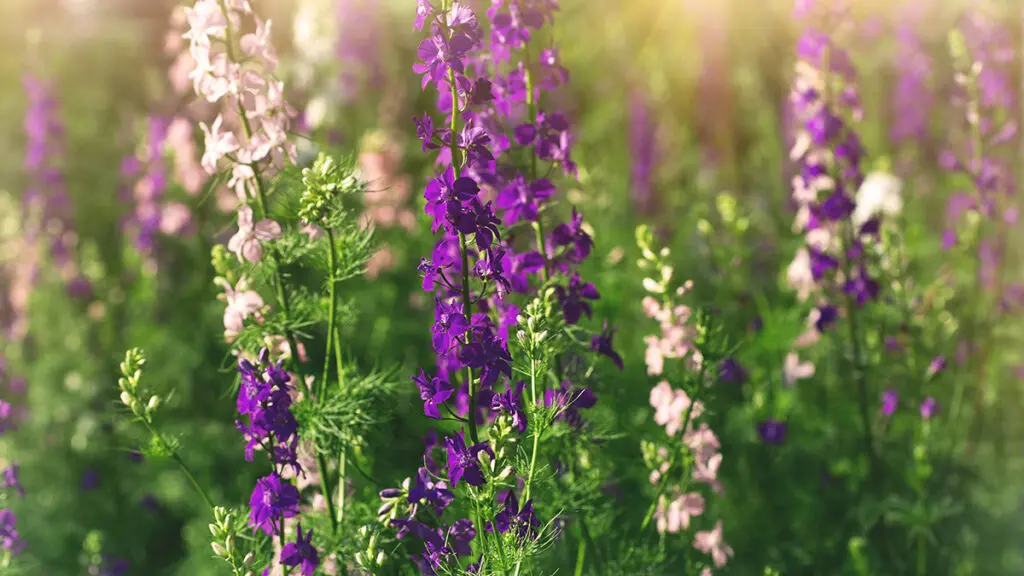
<box><xmin>491</xmin><ymin>380</ymin><xmax>528</xmax><ymax>432</ymax></box>
<box><xmin>432</xmin><ymin>299</ymin><xmax>470</xmax><ymax>354</ymax></box>
<box><xmin>555</xmin><ymin>273</ymin><xmax>600</xmax><ymax>324</ymax></box>
<box><xmin>757</xmin><ymin>420</ymin><xmax>788</xmax><ymax>445</ymax></box>
<box><xmin>424</xmin><ymin>166</ymin><xmax>480</xmax><ymax>233</ymax></box>
<box><xmin>590</xmin><ymin>321</ymin><xmax>623</xmax><ymax>370</ymax></box>
<box><xmin>280</xmin><ymin>522</ymin><xmax>319</xmax><ymax>575</ymax></box>
<box><xmin>490</xmin><ymin>490</ymin><xmax>540</xmax><ymax>541</ymax></box>
<box><xmin>718</xmin><ymin>358</ymin><xmax>747</xmax><ymax>384</ymax></box>
<box><xmin>408</xmin><ymin>466</ymin><xmax>455</xmax><ymax>515</ymax></box>
<box><xmin>445</xmin><ymin>430</ymin><xmax>493</xmax><ymax>487</ymax></box>
<box><xmin>248</xmin><ymin>472</ymin><xmax>300</xmax><ymax>535</ymax></box>
<box><xmin>496</xmin><ymin>174</ymin><xmax>555</xmax><ymax>224</ymax></box>
<box><xmin>550</xmin><ymin>207</ymin><xmax>592</xmax><ymax>264</ymax></box>
<box><xmin>544</xmin><ymin>380</ymin><xmax>597</xmax><ymax>428</ymax></box>
<box><xmin>413</xmin><ymin>369</ymin><xmax>455</xmax><ymax>419</ymax></box>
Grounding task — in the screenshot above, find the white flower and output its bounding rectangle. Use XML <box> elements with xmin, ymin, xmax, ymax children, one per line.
<box><xmin>227</xmin><ymin>205</ymin><xmax>281</xmax><ymax>263</ymax></box>
<box><xmin>853</xmin><ymin>171</ymin><xmax>903</xmax><ymax>226</ymax></box>
<box><xmin>199</xmin><ymin>115</ymin><xmax>238</xmax><ymax>173</ymax></box>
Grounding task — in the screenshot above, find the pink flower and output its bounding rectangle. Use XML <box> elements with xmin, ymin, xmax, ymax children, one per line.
<box><xmin>216</xmin><ymin>276</ymin><xmax>263</xmax><ymax>341</ymax></box>
<box><xmin>160</xmin><ymin>202</ymin><xmax>193</xmax><ymax>235</ymax></box>
<box><xmin>692</xmin><ymin>452</ymin><xmax>723</xmax><ymax>494</ymax></box>
<box><xmin>783</xmin><ymin>352</ymin><xmax>815</xmax><ymax>385</ymax></box>
<box><xmin>694</xmin><ymin>520</ymin><xmax>733</xmax><ymax>568</ymax></box>
<box><xmin>228</xmin><ymin>205</ymin><xmax>281</xmax><ymax>262</ymax></box>
<box><xmin>199</xmin><ymin>115</ymin><xmax>238</xmax><ymax>173</ymax></box>
<box><xmin>182</xmin><ymin>0</ymin><xmax>226</xmax><ymax>48</ymax></box>
<box><xmin>664</xmin><ymin>492</ymin><xmax>705</xmax><ymax>533</ymax></box>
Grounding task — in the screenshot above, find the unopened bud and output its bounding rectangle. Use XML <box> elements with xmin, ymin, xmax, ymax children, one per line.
<box><xmin>120</xmin><ymin>391</ymin><xmax>133</xmax><ymax>407</ymax></box>
<box><xmin>208</xmin><ymin>523</ymin><xmax>219</xmax><ymax>537</ymax></box>
<box><xmin>211</xmin><ymin>542</ymin><xmax>227</xmax><ymax>557</ymax></box>
<box><xmin>242</xmin><ymin>552</ymin><xmax>255</xmax><ymax>567</ymax></box>
<box><xmin>224</xmin><ymin>534</ymin><xmax>234</xmax><ymax>554</ymax></box>
<box><xmin>375</xmin><ymin>551</ymin><xmax>385</xmax><ymax>565</ymax></box>
<box><xmin>496</xmin><ymin>466</ymin><xmax>514</xmax><ymax>481</ymax></box>
<box><xmin>377</xmin><ymin>501</ymin><xmax>395</xmax><ymax>517</ymax></box>
<box><xmin>378</xmin><ymin>488</ymin><xmax>402</xmax><ymax>499</ymax></box>
<box><xmin>146</xmin><ymin>396</ymin><xmax>161</xmax><ymax>413</ymax></box>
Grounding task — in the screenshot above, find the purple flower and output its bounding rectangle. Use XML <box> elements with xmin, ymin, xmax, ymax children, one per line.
<box><xmin>248</xmin><ymin>472</ymin><xmax>300</xmax><ymax>535</ymax></box>
<box><xmin>491</xmin><ymin>380</ymin><xmax>528</xmax><ymax>433</ymax></box>
<box><xmin>424</xmin><ymin>166</ymin><xmax>480</xmax><ymax>233</ymax></box>
<box><xmin>555</xmin><ymin>273</ymin><xmax>599</xmax><ymax>324</ymax></box>
<box><xmin>432</xmin><ymin>299</ymin><xmax>470</xmax><ymax>354</ymax></box>
<box><xmin>920</xmin><ymin>397</ymin><xmax>938</xmax><ymax>420</ymax></box>
<box><xmin>280</xmin><ymin>522</ymin><xmax>320</xmax><ymax>575</ymax></box>
<box><xmin>815</xmin><ymin>304</ymin><xmax>839</xmax><ymax>331</ymax></box>
<box><xmin>926</xmin><ymin>356</ymin><xmax>947</xmax><ymax>378</ymax></box>
<box><xmin>445</xmin><ymin>430</ymin><xmax>492</xmax><ymax>487</ymax></box>
<box><xmin>590</xmin><ymin>321</ymin><xmax>623</xmax><ymax>370</ymax></box>
<box><xmin>0</xmin><ymin>509</ymin><xmax>23</xmax><ymax>554</ymax></box>
<box><xmin>881</xmin><ymin>389</ymin><xmax>898</xmax><ymax>416</ymax></box>
<box><xmin>550</xmin><ymin>207</ymin><xmax>592</xmax><ymax>264</ymax></box>
<box><xmin>0</xmin><ymin>464</ymin><xmax>23</xmax><ymax>497</ymax></box>
<box><xmin>413</xmin><ymin>369</ymin><xmax>454</xmax><ymax>419</ymax></box>
<box><xmin>81</xmin><ymin>469</ymin><xmax>99</xmax><ymax>491</ymax></box>
<box><xmin>843</xmin><ymin>267</ymin><xmax>880</xmax><ymax>306</ymax></box>
<box><xmin>408</xmin><ymin>466</ymin><xmax>455</xmax><ymax>515</ymax></box>
<box><xmin>490</xmin><ymin>490</ymin><xmax>540</xmax><ymax>541</ymax></box>
<box><xmin>757</xmin><ymin>420</ymin><xmax>788</xmax><ymax>445</ymax></box>
<box><xmin>717</xmin><ymin>358</ymin><xmax>747</xmax><ymax>385</ymax></box>
<box><xmin>544</xmin><ymin>380</ymin><xmax>597</xmax><ymax>428</ymax></box>
<box><xmin>496</xmin><ymin>174</ymin><xmax>555</xmax><ymax>224</ymax></box>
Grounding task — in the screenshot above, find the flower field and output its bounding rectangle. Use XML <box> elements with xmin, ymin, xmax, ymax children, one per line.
<box><xmin>1</xmin><ymin>0</ymin><xmax>1023</xmax><ymax>574</ymax></box>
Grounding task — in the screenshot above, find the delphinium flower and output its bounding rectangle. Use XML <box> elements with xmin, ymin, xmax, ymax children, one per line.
<box><xmin>637</xmin><ymin>227</ymin><xmax>731</xmax><ymax>573</ymax></box>
<box><xmin>784</xmin><ymin>0</ymin><xmax>886</xmax><ymax>460</ymax></box>
<box><xmin>128</xmin><ymin>115</ymin><xmax>172</xmax><ymax>255</ymax></box>
<box><xmin>22</xmin><ymin>74</ymin><xmax>90</xmax><ymax>303</ymax></box>
<box><xmin>628</xmin><ymin>89</ymin><xmax>659</xmax><ymax>215</ymax></box>
<box><xmin>889</xmin><ymin>0</ymin><xmax>935</xmax><ymax>147</ymax></box>
<box><xmin>941</xmin><ymin>7</ymin><xmax>1020</xmax><ymax>432</ymax></box>
<box><xmin>234</xmin><ymin>348</ymin><xmax>319</xmax><ymax>572</ymax></box>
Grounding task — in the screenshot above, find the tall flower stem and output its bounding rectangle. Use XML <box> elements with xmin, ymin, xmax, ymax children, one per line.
<box><xmin>523</xmin><ymin>43</ymin><xmax>551</xmax><ymax>280</ymax></box>
<box><xmin>141</xmin><ymin>418</ymin><xmax>216</xmax><ymax>512</ymax></box>
<box><xmin>512</xmin><ymin>357</ymin><xmax>541</xmax><ymax>576</ymax></box>
<box><xmin>215</xmin><ymin>0</ymin><xmax>339</xmax><ymax>536</ymax></box>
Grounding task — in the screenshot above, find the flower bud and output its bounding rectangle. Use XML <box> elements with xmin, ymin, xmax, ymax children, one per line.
<box><xmin>208</xmin><ymin>523</ymin><xmax>219</xmax><ymax>537</ymax></box>
<box><xmin>146</xmin><ymin>395</ymin><xmax>161</xmax><ymax>413</ymax></box>
<box><xmin>120</xmin><ymin>391</ymin><xmax>133</xmax><ymax>407</ymax></box>
<box><xmin>224</xmin><ymin>534</ymin><xmax>234</xmax><ymax>554</ymax></box>
<box><xmin>242</xmin><ymin>552</ymin><xmax>255</xmax><ymax>567</ymax></box>
<box><xmin>496</xmin><ymin>466</ymin><xmax>514</xmax><ymax>482</ymax></box>
<box><xmin>375</xmin><ymin>551</ymin><xmax>385</xmax><ymax>565</ymax></box>
<box><xmin>211</xmin><ymin>542</ymin><xmax>227</xmax><ymax>557</ymax></box>
<box><xmin>377</xmin><ymin>501</ymin><xmax>394</xmax><ymax>517</ymax></box>
<box><xmin>378</xmin><ymin>488</ymin><xmax>402</xmax><ymax>499</ymax></box>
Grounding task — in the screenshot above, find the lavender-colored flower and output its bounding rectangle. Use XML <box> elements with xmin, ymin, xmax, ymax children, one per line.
<box><xmin>550</xmin><ymin>207</ymin><xmax>592</xmax><ymax>265</ymax></box>
<box><xmin>0</xmin><ymin>509</ymin><xmax>23</xmax><ymax>554</ymax></box>
<box><xmin>0</xmin><ymin>464</ymin><xmax>24</xmax><ymax>497</ymax></box>
<box><xmin>881</xmin><ymin>389</ymin><xmax>898</xmax><ymax>416</ymax></box>
<box><xmin>926</xmin><ymin>355</ymin><xmax>947</xmax><ymax>378</ymax></box>
<box><xmin>495</xmin><ymin>174</ymin><xmax>554</xmax><ymax>225</ymax></box>
<box><xmin>408</xmin><ymin>466</ymin><xmax>455</xmax><ymax>515</ymax></box>
<box><xmin>249</xmin><ymin>472</ymin><xmax>301</xmax><ymax>535</ymax></box>
<box><xmin>544</xmin><ymin>380</ymin><xmax>597</xmax><ymax>428</ymax></box>
<box><xmin>920</xmin><ymin>397</ymin><xmax>938</xmax><ymax>420</ymax></box>
<box><xmin>432</xmin><ymin>299</ymin><xmax>470</xmax><ymax>355</ymax></box>
<box><xmin>280</xmin><ymin>522</ymin><xmax>319</xmax><ymax>575</ymax></box>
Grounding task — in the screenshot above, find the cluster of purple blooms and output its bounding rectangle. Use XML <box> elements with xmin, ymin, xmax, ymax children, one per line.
<box><xmin>393</xmin><ymin>1</ymin><xmax>619</xmax><ymax>572</ymax></box>
<box><xmin>22</xmin><ymin>75</ymin><xmax>92</xmax><ymax>306</ymax></box>
<box><xmin>941</xmin><ymin>10</ymin><xmax>1019</xmax><ymax>296</ymax></box>
<box><xmin>235</xmin><ymin>348</ymin><xmax>319</xmax><ymax>575</ymax></box>
<box><xmin>0</xmin><ymin>359</ymin><xmax>25</xmax><ymax>556</ymax></box>
<box><xmin>789</xmin><ymin>1</ymin><xmax>879</xmax><ymax>312</ymax></box>
<box><xmin>123</xmin><ymin>116</ymin><xmax>172</xmax><ymax>255</ymax></box>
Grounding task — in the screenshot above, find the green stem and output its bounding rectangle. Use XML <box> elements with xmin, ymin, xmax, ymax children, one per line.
<box><xmin>320</xmin><ymin>228</ymin><xmax>339</xmax><ymax>402</ymax></box>
<box><xmin>573</xmin><ymin>534</ymin><xmax>587</xmax><ymax>576</ymax></box>
<box><xmin>215</xmin><ymin>0</ymin><xmax>338</xmax><ymax>536</ymax></box>
<box><xmin>144</xmin><ymin>418</ymin><xmax>216</xmax><ymax>512</ymax></box>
